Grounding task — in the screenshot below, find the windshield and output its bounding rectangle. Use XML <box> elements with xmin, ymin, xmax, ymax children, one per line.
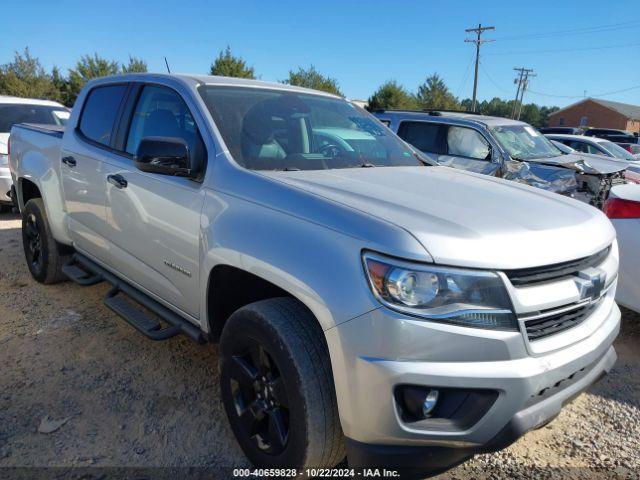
<box><xmin>199</xmin><ymin>86</ymin><xmax>423</xmax><ymax>171</ymax></box>
<box><xmin>0</xmin><ymin>104</ymin><xmax>69</xmax><ymax>132</ymax></box>
<box><xmin>598</xmin><ymin>140</ymin><xmax>636</xmax><ymax>161</ymax></box>
<box><xmin>490</xmin><ymin>124</ymin><xmax>562</xmax><ymax>160</ymax></box>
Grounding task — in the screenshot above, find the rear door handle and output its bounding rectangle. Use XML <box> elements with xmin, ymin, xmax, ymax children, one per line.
<box><xmin>62</xmin><ymin>155</ymin><xmax>76</xmax><ymax>167</ymax></box>
<box><xmin>107</xmin><ymin>174</ymin><xmax>128</xmax><ymax>189</ymax></box>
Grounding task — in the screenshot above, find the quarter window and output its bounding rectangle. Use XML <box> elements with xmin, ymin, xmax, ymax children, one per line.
<box><xmin>125</xmin><ymin>85</ymin><xmax>205</xmax><ymax>167</ymax></box>
<box><xmin>78</xmin><ymin>85</ymin><xmax>127</xmax><ymax>146</ymax></box>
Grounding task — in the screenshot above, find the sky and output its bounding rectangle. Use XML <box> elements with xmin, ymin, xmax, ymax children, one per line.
<box><xmin>2</xmin><ymin>0</ymin><xmax>640</xmax><ymax>108</ymax></box>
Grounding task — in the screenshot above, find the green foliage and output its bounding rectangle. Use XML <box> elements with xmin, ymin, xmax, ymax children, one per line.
<box><xmin>464</xmin><ymin>96</ymin><xmax>559</xmax><ymax>127</ymax></box>
<box><xmin>210</xmin><ymin>46</ymin><xmax>255</xmax><ymax>79</ymax></box>
<box><xmin>284</xmin><ymin>65</ymin><xmax>343</xmax><ymax>96</ymax></box>
<box><xmin>0</xmin><ymin>48</ymin><xmax>59</xmax><ymax>101</ymax></box>
<box><xmin>367</xmin><ymin>80</ymin><xmax>418</xmax><ymax>111</ymax></box>
<box><xmin>416</xmin><ymin>74</ymin><xmax>460</xmax><ymax>110</ymax></box>
<box><xmin>0</xmin><ymin>48</ymin><xmax>560</xmax><ymax>128</ymax></box>
<box><xmin>121</xmin><ymin>56</ymin><xmax>148</xmax><ymax>73</ymax></box>
<box><xmin>66</xmin><ymin>54</ymin><xmax>120</xmax><ymax>106</ymax></box>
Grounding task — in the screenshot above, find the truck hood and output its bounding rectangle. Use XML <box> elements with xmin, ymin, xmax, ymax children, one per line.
<box><xmin>528</xmin><ymin>152</ymin><xmax>627</xmax><ymax>174</ymax></box>
<box><xmin>262</xmin><ymin>166</ymin><xmax>615</xmax><ymax>270</ymax></box>
<box><xmin>0</xmin><ymin>133</ymin><xmax>8</xmax><ymax>155</ymax></box>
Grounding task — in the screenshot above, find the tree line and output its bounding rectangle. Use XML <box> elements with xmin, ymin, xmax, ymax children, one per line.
<box><xmin>0</xmin><ymin>47</ymin><xmax>558</xmax><ymax>127</ymax></box>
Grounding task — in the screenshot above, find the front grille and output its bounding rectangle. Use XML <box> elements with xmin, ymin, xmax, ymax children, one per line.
<box><xmin>504</xmin><ymin>246</ymin><xmax>610</xmax><ymax>286</ymax></box>
<box><xmin>523</xmin><ymin>301</ymin><xmax>600</xmax><ymax>341</ymax></box>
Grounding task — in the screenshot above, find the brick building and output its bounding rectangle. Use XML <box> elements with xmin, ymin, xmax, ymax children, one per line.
<box><xmin>548</xmin><ymin>98</ymin><xmax>640</xmax><ymax>133</ymax></box>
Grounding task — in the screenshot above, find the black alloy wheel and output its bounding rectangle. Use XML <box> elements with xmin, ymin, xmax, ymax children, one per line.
<box><xmin>228</xmin><ymin>339</ymin><xmax>290</xmax><ymax>455</ymax></box>
<box><xmin>24</xmin><ymin>212</ymin><xmax>44</xmax><ymax>273</ymax></box>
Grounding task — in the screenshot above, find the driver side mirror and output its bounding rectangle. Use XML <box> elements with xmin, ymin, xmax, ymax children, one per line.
<box><xmin>134</xmin><ymin>137</ymin><xmax>194</xmax><ymax>177</ymax></box>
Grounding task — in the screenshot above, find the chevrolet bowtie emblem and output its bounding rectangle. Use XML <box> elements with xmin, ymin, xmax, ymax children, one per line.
<box><xmin>574</xmin><ymin>267</ymin><xmax>606</xmax><ymax>302</ymax></box>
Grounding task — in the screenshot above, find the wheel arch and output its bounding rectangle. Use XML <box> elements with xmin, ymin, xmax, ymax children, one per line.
<box><xmin>203</xmin><ymin>259</ymin><xmax>335</xmax><ymax>342</ymax></box>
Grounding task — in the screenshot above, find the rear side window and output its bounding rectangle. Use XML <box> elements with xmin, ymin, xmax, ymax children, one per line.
<box><xmin>397</xmin><ymin>121</ymin><xmax>446</xmax><ymax>154</ymax></box>
<box><xmin>79</xmin><ymin>85</ymin><xmax>127</xmax><ymax>146</ymax></box>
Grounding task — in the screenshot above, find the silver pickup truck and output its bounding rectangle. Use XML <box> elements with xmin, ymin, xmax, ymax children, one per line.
<box><xmin>9</xmin><ymin>73</ymin><xmax>620</xmax><ymax>474</ymax></box>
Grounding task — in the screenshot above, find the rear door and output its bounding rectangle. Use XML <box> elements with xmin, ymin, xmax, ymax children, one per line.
<box><xmin>60</xmin><ymin>84</ymin><xmax>129</xmax><ymax>261</ymax></box>
<box><xmin>102</xmin><ymin>83</ymin><xmax>207</xmax><ymax>318</ymax></box>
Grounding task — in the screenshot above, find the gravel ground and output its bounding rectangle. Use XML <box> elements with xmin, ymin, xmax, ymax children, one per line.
<box><xmin>0</xmin><ymin>212</ymin><xmax>638</xmax><ymax>479</ymax></box>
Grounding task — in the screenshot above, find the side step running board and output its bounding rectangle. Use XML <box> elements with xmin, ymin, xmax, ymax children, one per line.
<box><xmin>63</xmin><ymin>254</ymin><xmax>204</xmax><ymax>343</ymax></box>
<box><xmin>62</xmin><ymin>261</ymin><xmax>104</xmax><ymax>286</ymax></box>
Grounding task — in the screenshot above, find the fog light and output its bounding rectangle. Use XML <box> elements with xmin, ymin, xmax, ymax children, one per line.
<box><xmin>422</xmin><ymin>389</ymin><xmax>439</xmax><ymax>417</ymax></box>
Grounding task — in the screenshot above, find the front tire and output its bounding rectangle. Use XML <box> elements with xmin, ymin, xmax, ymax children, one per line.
<box><xmin>21</xmin><ymin>198</ymin><xmax>71</xmax><ymax>284</ymax></box>
<box><xmin>219</xmin><ymin>297</ymin><xmax>345</xmax><ymax>470</ymax></box>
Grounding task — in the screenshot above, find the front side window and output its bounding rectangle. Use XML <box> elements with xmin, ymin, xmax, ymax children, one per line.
<box><xmin>446</xmin><ymin>126</ymin><xmax>491</xmax><ymax>160</ymax></box>
<box><xmin>79</xmin><ymin>85</ymin><xmax>127</xmax><ymax>146</ymax></box>
<box><xmin>125</xmin><ymin>85</ymin><xmax>204</xmax><ymax>164</ymax></box>
<box><xmin>199</xmin><ymin>86</ymin><xmax>424</xmax><ymax>171</ymax></box>
<box><xmin>0</xmin><ymin>104</ymin><xmax>70</xmax><ymax>133</ymax></box>
<box><xmin>490</xmin><ymin>124</ymin><xmax>561</xmax><ymax>160</ymax></box>
<box><xmin>567</xmin><ymin>141</ymin><xmax>591</xmax><ymax>154</ymax></box>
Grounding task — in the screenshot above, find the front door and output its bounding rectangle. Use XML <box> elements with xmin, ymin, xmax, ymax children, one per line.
<box><xmin>103</xmin><ymin>84</ymin><xmax>206</xmax><ymax>319</ymax></box>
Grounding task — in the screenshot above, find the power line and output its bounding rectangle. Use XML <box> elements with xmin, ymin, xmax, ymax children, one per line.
<box><xmin>478</xmin><ymin>62</ymin><xmax>511</xmax><ymax>94</ymax></box>
<box><xmin>494</xmin><ymin>19</ymin><xmax>640</xmax><ymax>41</ymax></box>
<box><xmin>456</xmin><ymin>51</ymin><xmax>476</xmax><ymax>98</ymax></box>
<box><xmin>487</xmin><ymin>41</ymin><xmax>640</xmax><ymax>56</ymax></box>
<box><xmin>465</xmin><ymin>23</ymin><xmax>495</xmax><ymax>112</ymax></box>
<box><xmin>527</xmin><ymin>83</ymin><xmax>640</xmax><ymax>99</ymax></box>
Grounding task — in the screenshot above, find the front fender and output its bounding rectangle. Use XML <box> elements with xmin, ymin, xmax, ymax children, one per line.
<box><xmin>199</xmin><ymin>189</ymin><xmax>382</xmax><ymax>332</ymax></box>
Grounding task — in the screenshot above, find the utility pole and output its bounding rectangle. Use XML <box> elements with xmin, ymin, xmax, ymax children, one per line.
<box><xmin>511</xmin><ymin>68</ymin><xmax>525</xmax><ymax>118</ymax></box>
<box><xmin>511</xmin><ymin>68</ymin><xmax>535</xmax><ymax>120</ymax></box>
<box><xmin>516</xmin><ymin>70</ymin><xmax>536</xmax><ymax>120</ymax></box>
<box><xmin>465</xmin><ymin>23</ymin><xmax>495</xmax><ymax>112</ymax></box>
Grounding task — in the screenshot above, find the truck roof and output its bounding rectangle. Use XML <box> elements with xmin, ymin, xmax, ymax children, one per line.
<box><xmin>373</xmin><ymin>109</ymin><xmax>528</xmax><ymax>128</ymax></box>
<box><xmin>0</xmin><ymin>95</ymin><xmax>67</xmax><ymax>108</ymax></box>
<box><xmin>89</xmin><ymin>73</ymin><xmax>342</xmax><ymax>99</ymax></box>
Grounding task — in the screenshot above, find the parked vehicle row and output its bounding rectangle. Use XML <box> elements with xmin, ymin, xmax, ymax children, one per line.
<box><xmin>7</xmin><ymin>74</ymin><xmax>622</xmax><ymax>474</ymax></box>
<box><xmin>546</xmin><ymin>133</ymin><xmax>638</xmax><ymax>163</ymax></box>
<box><xmin>0</xmin><ymin>96</ymin><xmax>70</xmax><ymax>211</ymax></box>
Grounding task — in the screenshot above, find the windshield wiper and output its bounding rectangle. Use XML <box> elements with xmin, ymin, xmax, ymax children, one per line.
<box><xmin>358</xmin><ymin>162</ymin><xmax>377</xmax><ymax>168</ymax></box>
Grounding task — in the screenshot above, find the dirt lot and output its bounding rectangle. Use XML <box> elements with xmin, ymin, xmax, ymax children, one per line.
<box><xmin>0</xmin><ymin>212</ymin><xmax>638</xmax><ymax>479</ymax></box>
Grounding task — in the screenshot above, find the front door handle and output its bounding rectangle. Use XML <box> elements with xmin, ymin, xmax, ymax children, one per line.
<box><xmin>107</xmin><ymin>174</ymin><xmax>128</xmax><ymax>189</ymax></box>
<box><xmin>62</xmin><ymin>155</ymin><xmax>76</xmax><ymax>167</ymax></box>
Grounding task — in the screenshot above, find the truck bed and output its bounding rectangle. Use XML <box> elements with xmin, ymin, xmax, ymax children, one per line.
<box><xmin>16</xmin><ymin>123</ymin><xmax>65</xmax><ymax>138</ymax></box>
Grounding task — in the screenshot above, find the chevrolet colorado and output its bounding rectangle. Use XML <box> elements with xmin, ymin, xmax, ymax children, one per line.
<box><xmin>9</xmin><ymin>74</ymin><xmax>620</xmax><ymax>473</ymax></box>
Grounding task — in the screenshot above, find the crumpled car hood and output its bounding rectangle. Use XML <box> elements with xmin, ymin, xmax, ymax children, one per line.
<box><xmin>528</xmin><ymin>152</ymin><xmax>627</xmax><ymax>174</ymax></box>
<box><xmin>262</xmin><ymin>166</ymin><xmax>615</xmax><ymax>270</ymax></box>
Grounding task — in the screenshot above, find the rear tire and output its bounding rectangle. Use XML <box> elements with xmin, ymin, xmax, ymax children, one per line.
<box><xmin>219</xmin><ymin>297</ymin><xmax>345</xmax><ymax>471</ymax></box>
<box><xmin>21</xmin><ymin>198</ymin><xmax>71</xmax><ymax>284</ymax></box>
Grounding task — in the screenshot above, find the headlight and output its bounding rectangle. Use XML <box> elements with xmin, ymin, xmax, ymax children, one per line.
<box><xmin>0</xmin><ymin>154</ymin><xmax>8</xmax><ymax>166</ymax></box>
<box><xmin>363</xmin><ymin>252</ymin><xmax>517</xmax><ymax>330</ymax></box>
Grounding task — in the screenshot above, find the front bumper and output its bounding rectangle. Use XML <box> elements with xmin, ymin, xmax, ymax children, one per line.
<box><xmin>0</xmin><ymin>166</ymin><xmax>12</xmax><ymax>204</ymax></box>
<box><xmin>325</xmin><ymin>293</ymin><xmax>620</xmax><ymax>469</ymax></box>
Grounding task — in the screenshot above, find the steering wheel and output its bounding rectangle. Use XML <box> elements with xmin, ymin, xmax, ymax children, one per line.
<box><xmin>319</xmin><ymin>143</ymin><xmax>344</xmax><ymax>158</ymax></box>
